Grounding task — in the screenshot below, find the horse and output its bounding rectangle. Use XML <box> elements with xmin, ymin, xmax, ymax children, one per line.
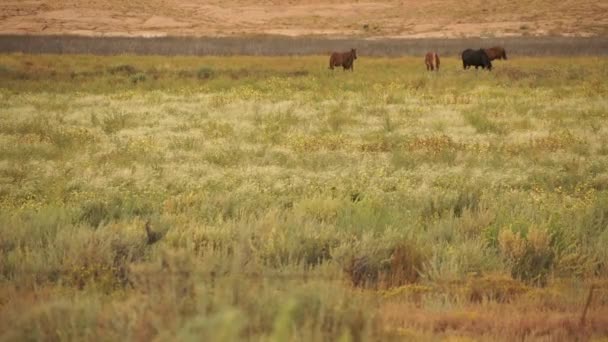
<box><xmin>484</xmin><ymin>46</ymin><xmax>507</xmax><ymax>61</ymax></box>
<box><xmin>462</xmin><ymin>49</ymin><xmax>492</xmax><ymax>71</ymax></box>
<box><xmin>329</xmin><ymin>48</ymin><xmax>357</xmax><ymax>71</ymax></box>
<box><xmin>424</xmin><ymin>52</ymin><xmax>440</xmax><ymax>71</ymax></box>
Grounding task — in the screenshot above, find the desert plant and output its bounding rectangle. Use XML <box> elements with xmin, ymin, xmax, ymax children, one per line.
<box><xmin>130</xmin><ymin>72</ymin><xmax>146</xmax><ymax>84</ymax></box>
<box><xmin>499</xmin><ymin>227</ymin><xmax>555</xmax><ymax>285</ymax></box>
<box><xmin>107</xmin><ymin>64</ymin><xmax>138</xmax><ymax>75</ymax></box>
<box><xmin>197</xmin><ymin>67</ymin><xmax>215</xmax><ymax>79</ymax></box>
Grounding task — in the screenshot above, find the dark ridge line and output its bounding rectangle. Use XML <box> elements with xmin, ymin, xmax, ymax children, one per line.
<box><xmin>0</xmin><ymin>34</ymin><xmax>606</xmax><ymax>57</ymax></box>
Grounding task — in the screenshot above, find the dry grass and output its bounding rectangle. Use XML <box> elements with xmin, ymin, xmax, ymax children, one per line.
<box><xmin>380</xmin><ymin>300</ymin><xmax>608</xmax><ymax>341</ymax></box>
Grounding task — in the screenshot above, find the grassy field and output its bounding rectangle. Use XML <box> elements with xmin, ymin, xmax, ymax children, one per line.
<box><xmin>1</xmin><ymin>54</ymin><xmax>608</xmax><ymax>341</ymax></box>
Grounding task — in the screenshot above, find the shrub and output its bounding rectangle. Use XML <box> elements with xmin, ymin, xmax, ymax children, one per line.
<box><xmin>258</xmin><ymin>235</ymin><xmax>338</xmax><ymax>268</ymax></box>
<box><xmin>201</xmin><ymin>121</ymin><xmax>234</xmax><ymax>139</ymax></box>
<box><xmin>130</xmin><ymin>72</ymin><xmax>147</xmax><ymax>84</ymax></box>
<box><xmin>343</xmin><ymin>240</ymin><xmax>427</xmax><ymax>289</ymax></box>
<box><xmin>78</xmin><ymin>196</ymin><xmax>155</xmax><ymax>228</ymax></box>
<box><xmin>100</xmin><ymin>112</ymin><xmax>130</xmax><ymax>134</ymax></box>
<box><xmin>422</xmin><ymin>188</ymin><xmax>482</xmax><ymax>219</ymax></box>
<box><xmin>297</xmin><ymin>237</ymin><xmax>336</xmax><ymax>267</ymax></box>
<box><xmin>499</xmin><ymin>227</ymin><xmax>555</xmax><ymax>286</ymax></box>
<box><xmin>325</xmin><ymin>107</ymin><xmax>353</xmax><ymax>133</ymax></box>
<box><xmin>465</xmin><ymin>274</ymin><xmax>529</xmax><ymax>303</ymax></box>
<box><xmin>79</xmin><ymin>200</ymin><xmax>111</xmax><ymax>228</ymax></box>
<box><xmin>0</xmin><ymin>64</ymin><xmax>10</xmax><ymax>77</ymax></box>
<box><xmin>201</xmin><ymin>145</ymin><xmax>244</xmax><ymax>166</ymax></box>
<box><xmin>107</xmin><ymin>64</ymin><xmax>138</xmax><ymax>75</ymax></box>
<box><xmin>269</xmin><ymin>288</ymin><xmax>371</xmax><ymax>342</ymax></box>
<box><xmin>464</xmin><ymin>111</ymin><xmax>507</xmax><ymax>135</ymax></box>
<box><xmin>383</xmin><ymin>244</ymin><xmax>427</xmax><ymax>287</ymax></box>
<box><xmin>198</xmin><ymin>67</ymin><xmax>215</xmax><ymax>79</ymax></box>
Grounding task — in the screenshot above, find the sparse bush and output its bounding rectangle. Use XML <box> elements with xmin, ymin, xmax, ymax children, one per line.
<box><xmin>0</xmin><ymin>64</ymin><xmax>10</xmax><ymax>76</ymax></box>
<box><xmin>294</xmin><ymin>197</ymin><xmax>343</xmax><ymax>223</ymax></box>
<box><xmin>201</xmin><ymin>121</ymin><xmax>234</xmax><ymax>139</ymax></box>
<box><xmin>408</xmin><ymin>77</ymin><xmax>427</xmax><ymax>91</ymax></box>
<box><xmin>325</xmin><ymin>106</ymin><xmax>354</xmax><ymax>132</ymax></box>
<box><xmin>130</xmin><ymin>72</ymin><xmax>146</xmax><ymax>84</ymax></box>
<box><xmin>260</xmin><ymin>235</ymin><xmax>338</xmax><ymax>268</ymax></box>
<box><xmin>343</xmin><ymin>240</ymin><xmax>427</xmax><ymax>289</ymax></box>
<box><xmin>4</xmin><ymin>300</ymin><xmax>101</xmax><ymax>341</ymax></box>
<box><xmin>464</xmin><ymin>112</ymin><xmax>507</xmax><ymax>134</ymax></box>
<box><xmin>422</xmin><ymin>188</ymin><xmax>482</xmax><ymax>219</ymax></box>
<box><xmin>78</xmin><ymin>196</ymin><xmax>154</xmax><ymax>228</ymax></box>
<box><xmin>288</xmin><ymin>134</ymin><xmax>350</xmax><ymax>152</ymax></box>
<box><xmin>100</xmin><ymin>112</ymin><xmax>130</xmax><ymax>134</ymax></box>
<box><xmin>107</xmin><ymin>64</ymin><xmax>138</xmax><ymax>75</ymax></box>
<box><xmin>197</xmin><ymin>66</ymin><xmax>215</xmax><ymax>79</ymax></box>
<box><xmin>499</xmin><ymin>227</ymin><xmax>555</xmax><ymax>286</ymax></box>
<box><xmin>201</xmin><ymin>145</ymin><xmax>244</xmax><ymax>166</ymax></box>
<box><xmin>465</xmin><ymin>274</ymin><xmax>529</xmax><ymax>302</ymax></box>
<box><xmin>79</xmin><ymin>200</ymin><xmax>110</xmax><ymax>228</ymax></box>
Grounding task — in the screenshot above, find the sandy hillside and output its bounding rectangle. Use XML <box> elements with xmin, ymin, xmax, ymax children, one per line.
<box><xmin>0</xmin><ymin>0</ymin><xmax>607</xmax><ymax>38</ymax></box>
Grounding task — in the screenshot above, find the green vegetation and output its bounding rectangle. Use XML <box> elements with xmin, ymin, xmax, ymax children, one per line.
<box><xmin>1</xmin><ymin>54</ymin><xmax>608</xmax><ymax>341</ymax></box>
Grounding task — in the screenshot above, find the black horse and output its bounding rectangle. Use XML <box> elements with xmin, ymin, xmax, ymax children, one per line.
<box><xmin>462</xmin><ymin>49</ymin><xmax>492</xmax><ymax>71</ymax></box>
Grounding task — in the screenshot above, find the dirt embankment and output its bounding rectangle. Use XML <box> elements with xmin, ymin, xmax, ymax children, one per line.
<box><xmin>1</xmin><ymin>0</ymin><xmax>607</xmax><ymax>39</ymax></box>
<box><xmin>1</xmin><ymin>35</ymin><xmax>607</xmax><ymax>57</ymax></box>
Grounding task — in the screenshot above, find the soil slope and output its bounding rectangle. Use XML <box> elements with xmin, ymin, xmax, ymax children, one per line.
<box><xmin>1</xmin><ymin>0</ymin><xmax>607</xmax><ymax>38</ymax></box>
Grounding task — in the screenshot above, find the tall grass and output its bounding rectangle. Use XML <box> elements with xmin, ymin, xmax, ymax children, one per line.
<box><xmin>1</xmin><ymin>54</ymin><xmax>608</xmax><ymax>340</ymax></box>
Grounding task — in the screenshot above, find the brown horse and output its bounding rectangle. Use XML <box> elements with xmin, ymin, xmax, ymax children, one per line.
<box><xmin>329</xmin><ymin>48</ymin><xmax>357</xmax><ymax>71</ymax></box>
<box><xmin>484</xmin><ymin>46</ymin><xmax>507</xmax><ymax>61</ymax></box>
<box><xmin>424</xmin><ymin>52</ymin><xmax>440</xmax><ymax>71</ymax></box>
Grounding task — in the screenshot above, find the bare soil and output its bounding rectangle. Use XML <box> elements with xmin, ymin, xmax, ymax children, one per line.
<box><xmin>1</xmin><ymin>0</ymin><xmax>607</xmax><ymax>38</ymax></box>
